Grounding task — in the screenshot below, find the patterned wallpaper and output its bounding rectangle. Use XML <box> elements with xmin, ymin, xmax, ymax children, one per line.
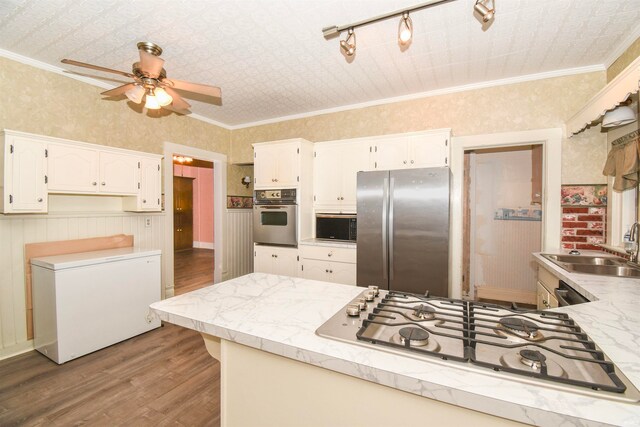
<box><xmin>607</xmin><ymin>36</ymin><xmax>640</xmax><ymax>82</ymax></box>
<box><xmin>230</xmin><ymin>72</ymin><xmax>608</xmax><ymax>185</ymax></box>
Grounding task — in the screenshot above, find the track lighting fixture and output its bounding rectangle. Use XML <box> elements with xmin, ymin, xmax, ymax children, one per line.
<box><xmin>340</xmin><ymin>28</ymin><xmax>356</xmax><ymax>56</ymax></box>
<box><xmin>323</xmin><ymin>0</ymin><xmax>495</xmax><ymax>60</ymax></box>
<box><xmin>398</xmin><ymin>12</ymin><xmax>413</xmax><ymax>45</ymax></box>
<box><xmin>474</xmin><ymin>0</ymin><xmax>495</xmax><ymax>23</ymax></box>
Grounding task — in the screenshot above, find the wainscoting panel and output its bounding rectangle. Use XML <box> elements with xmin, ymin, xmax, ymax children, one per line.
<box><xmin>0</xmin><ymin>212</ymin><xmax>166</xmax><ymax>359</ymax></box>
<box><xmin>223</xmin><ymin>209</ymin><xmax>253</xmax><ymax>281</ymax></box>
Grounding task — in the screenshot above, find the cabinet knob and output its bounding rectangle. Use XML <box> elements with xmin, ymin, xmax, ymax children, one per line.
<box><xmin>340</xmin><ymin>197</ymin><xmax>344</xmax><ymax>200</ymax></box>
<box><xmin>275</xmin><ymin>179</ymin><xmax>278</xmax><ymax>182</ymax></box>
<box><xmin>329</xmin><ymin>270</ymin><xmax>333</xmax><ymax>273</ymax></box>
<box><xmin>328</xmin><ymin>252</ymin><xmax>332</xmax><ymax>257</ymax></box>
<box><xmin>403</xmin><ymin>160</ymin><xmax>407</xmax><ymax>164</ymax></box>
<box><xmin>337</xmin><ymin>197</ymin><xmax>340</xmax><ymax>200</ymax></box>
<box><xmin>92</xmin><ymin>182</ymin><xmax>97</xmax><ymax>186</ymax></box>
<box><xmin>274</xmin><ymin>254</ymin><xmax>278</xmax><ymax>258</ymax></box>
<box><xmin>143</xmin><ymin>199</ymin><xmax>146</xmax><ymax>203</ymax></box>
<box><xmin>411</xmin><ymin>160</ymin><xmax>414</xmax><ymax>164</ymax></box>
<box><xmin>325</xmin><ymin>269</ymin><xmax>329</xmax><ymax>273</ymax></box>
<box><xmin>37</xmin><ymin>198</ymin><xmax>43</xmax><ymax>202</ymax></box>
<box><xmin>101</xmin><ymin>182</ymin><xmax>106</xmax><ymax>186</ymax></box>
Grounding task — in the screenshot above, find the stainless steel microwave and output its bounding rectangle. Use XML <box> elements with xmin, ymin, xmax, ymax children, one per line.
<box><xmin>315</xmin><ymin>214</ymin><xmax>357</xmax><ymax>242</ymax></box>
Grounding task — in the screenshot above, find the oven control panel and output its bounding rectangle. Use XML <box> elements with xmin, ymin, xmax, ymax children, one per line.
<box><xmin>254</xmin><ymin>188</ymin><xmax>297</xmax><ymax>204</ymax></box>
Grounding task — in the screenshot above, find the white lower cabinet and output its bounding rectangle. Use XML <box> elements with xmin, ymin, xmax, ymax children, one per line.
<box><xmin>299</xmin><ymin>244</ymin><xmax>356</xmax><ymax>285</ymax></box>
<box><xmin>536</xmin><ymin>266</ymin><xmax>559</xmax><ymax>310</ymax></box>
<box><xmin>254</xmin><ymin>245</ymin><xmax>299</xmax><ymax>277</ymax></box>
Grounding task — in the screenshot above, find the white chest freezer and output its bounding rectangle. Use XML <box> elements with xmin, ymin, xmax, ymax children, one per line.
<box><xmin>31</xmin><ymin>247</ymin><xmax>162</xmax><ymax>364</ymax></box>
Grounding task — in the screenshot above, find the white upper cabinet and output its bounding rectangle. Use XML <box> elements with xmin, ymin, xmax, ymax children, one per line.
<box><xmin>48</xmin><ymin>143</ymin><xmax>99</xmax><ymax>193</ymax></box>
<box><xmin>98</xmin><ymin>151</ymin><xmax>138</xmax><ymax>195</ymax></box>
<box><xmin>314</xmin><ymin>140</ymin><xmax>371</xmax><ymax>212</ymax></box>
<box><xmin>372</xmin><ymin>130</ymin><xmax>450</xmax><ymax>170</ymax></box>
<box><xmin>254</xmin><ymin>141</ymin><xmax>300</xmax><ymax>188</ymax></box>
<box><xmin>1</xmin><ymin>132</ymin><xmax>48</xmax><ymax>213</ymax></box>
<box><xmin>123</xmin><ymin>157</ymin><xmax>162</xmax><ymax>212</ymax></box>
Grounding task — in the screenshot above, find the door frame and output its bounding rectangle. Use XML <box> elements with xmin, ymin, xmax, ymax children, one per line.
<box><xmin>163</xmin><ymin>142</ymin><xmax>227</xmax><ymax>297</ymax></box>
<box><xmin>450</xmin><ymin>128</ymin><xmax>562</xmax><ymax>299</ymax></box>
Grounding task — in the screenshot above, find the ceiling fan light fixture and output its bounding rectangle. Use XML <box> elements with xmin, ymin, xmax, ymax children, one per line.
<box><xmin>144</xmin><ymin>90</ymin><xmax>161</xmax><ymax>110</ymax></box>
<box><xmin>398</xmin><ymin>12</ymin><xmax>413</xmax><ymax>45</ymax></box>
<box><xmin>474</xmin><ymin>0</ymin><xmax>495</xmax><ymax>23</ymax></box>
<box><xmin>340</xmin><ymin>28</ymin><xmax>356</xmax><ymax>56</ymax></box>
<box><xmin>125</xmin><ymin>85</ymin><xmax>145</xmax><ymax>104</ymax></box>
<box><xmin>154</xmin><ymin>87</ymin><xmax>173</xmax><ymax>106</ymax></box>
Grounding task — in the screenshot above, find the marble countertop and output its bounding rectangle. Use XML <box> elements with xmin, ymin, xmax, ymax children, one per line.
<box><xmin>151</xmin><ymin>270</ymin><xmax>640</xmax><ymax>426</ymax></box>
<box><xmin>299</xmin><ymin>238</ymin><xmax>357</xmax><ymax>249</ymax></box>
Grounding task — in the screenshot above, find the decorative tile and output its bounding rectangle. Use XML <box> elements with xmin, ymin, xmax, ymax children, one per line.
<box><xmin>227</xmin><ymin>195</ymin><xmax>253</xmax><ymax>209</ymax></box>
<box><xmin>561</xmin><ymin>185</ymin><xmax>607</xmax><ymax>207</ymax></box>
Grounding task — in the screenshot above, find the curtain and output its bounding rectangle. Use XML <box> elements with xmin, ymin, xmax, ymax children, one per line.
<box><xmin>603</xmin><ymin>129</ymin><xmax>640</xmax><ymax>191</ymax></box>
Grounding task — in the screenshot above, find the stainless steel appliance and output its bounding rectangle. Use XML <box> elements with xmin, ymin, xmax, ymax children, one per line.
<box><xmin>316</xmin><ymin>288</ymin><xmax>640</xmax><ymax>402</ymax></box>
<box><xmin>316</xmin><ymin>214</ymin><xmax>357</xmax><ymax>242</ymax></box>
<box><xmin>357</xmin><ymin>167</ymin><xmax>450</xmax><ymax>296</ymax></box>
<box><xmin>555</xmin><ymin>281</ymin><xmax>589</xmax><ymax>306</ymax></box>
<box><xmin>253</xmin><ymin>189</ymin><xmax>297</xmax><ymax>246</ymax></box>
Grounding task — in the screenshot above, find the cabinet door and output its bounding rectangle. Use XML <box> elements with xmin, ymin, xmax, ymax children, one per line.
<box><xmin>374</xmin><ymin>137</ymin><xmax>408</xmax><ymax>170</ymax></box>
<box><xmin>272</xmin><ymin>247</ymin><xmax>298</xmax><ymax>277</ymax></box>
<box><xmin>340</xmin><ymin>141</ymin><xmax>371</xmax><ymax>210</ymax></box>
<box><xmin>254</xmin><ymin>146</ymin><xmax>279</xmax><ymax>188</ymax></box>
<box><xmin>48</xmin><ymin>143</ymin><xmax>99</xmax><ymax>193</ymax></box>
<box><xmin>99</xmin><ymin>152</ymin><xmax>138</xmax><ymax>194</ymax></box>
<box><xmin>140</xmin><ymin>158</ymin><xmax>161</xmax><ymax>211</ymax></box>
<box><xmin>409</xmin><ymin>133</ymin><xmax>449</xmax><ymax>168</ymax></box>
<box><xmin>536</xmin><ymin>281</ymin><xmax>550</xmax><ymax>310</ymax></box>
<box><xmin>313</xmin><ymin>144</ymin><xmax>342</xmax><ymax>208</ymax></box>
<box><xmin>253</xmin><ymin>245</ymin><xmax>273</xmax><ymax>273</ymax></box>
<box><xmin>300</xmin><ymin>259</ymin><xmax>330</xmax><ymax>282</ymax></box>
<box><xmin>4</xmin><ymin>136</ymin><xmax>48</xmax><ymax>212</ymax></box>
<box><xmin>329</xmin><ymin>262</ymin><xmax>357</xmax><ymax>285</ymax></box>
<box><xmin>274</xmin><ymin>143</ymin><xmax>299</xmax><ymax>187</ymax></box>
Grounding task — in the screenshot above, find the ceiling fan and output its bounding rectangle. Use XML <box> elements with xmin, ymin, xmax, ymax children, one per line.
<box><xmin>61</xmin><ymin>41</ymin><xmax>221</xmax><ymax>114</ymax></box>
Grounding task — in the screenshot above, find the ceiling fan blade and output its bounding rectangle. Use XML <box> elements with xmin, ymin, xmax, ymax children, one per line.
<box><xmin>162</xmin><ymin>103</ymin><xmax>191</xmax><ymax>115</ymax></box>
<box><xmin>61</xmin><ymin>59</ymin><xmax>134</xmax><ymax>78</ymax></box>
<box><xmin>163</xmin><ymin>87</ymin><xmax>191</xmax><ymax>110</ymax></box>
<box><xmin>139</xmin><ymin>50</ymin><xmax>165</xmax><ymax>78</ymax></box>
<box><xmin>101</xmin><ymin>83</ymin><xmax>136</xmax><ymax>97</ymax></box>
<box><xmin>164</xmin><ymin>78</ymin><xmax>221</xmax><ymax>99</ymax></box>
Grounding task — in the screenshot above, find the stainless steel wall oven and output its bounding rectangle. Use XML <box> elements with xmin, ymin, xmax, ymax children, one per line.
<box><xmin>253</xmin><ymin>189</ymin><xmax>297</xmax><ymax>246</ymax></box>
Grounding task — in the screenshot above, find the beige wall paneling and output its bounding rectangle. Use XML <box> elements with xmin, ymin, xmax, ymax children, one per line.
<box><xmin>222</xmin><ymin>209</ymin><xmax>253</xmax><ymax>281</ymax></box>
<box><xmin>0</xmin><ymin>212</ymin><xmax>165</xmax><ymax>359</ymax></box>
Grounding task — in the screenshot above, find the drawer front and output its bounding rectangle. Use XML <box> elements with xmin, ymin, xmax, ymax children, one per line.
<box><xmin>537</xmin><ymin>266</ymin><xmax>559</xmax><ymax>292</ymax></box>
<box><xmin>300</xmin><ymin>245</ymin><xmax>356</xmax><ymax>263</ymax></box>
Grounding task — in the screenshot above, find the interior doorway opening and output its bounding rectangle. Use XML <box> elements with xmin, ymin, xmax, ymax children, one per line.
<box><xmin>172</xmin><ymin>155</ymin><xmax>215</xmax><ymax>295</ymax></box>
<box><xmin>462</xmin><ymin>145</ymin><xmax>543</xmax><ymax>307</ymax></box>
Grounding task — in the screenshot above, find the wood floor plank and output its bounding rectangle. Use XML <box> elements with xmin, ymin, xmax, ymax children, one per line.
<box><xmin>0</xmin><ymin>324</ymin><xmax>219</xmax><ymax>427</ymax></box>
<box><xmin>174</xmin><ymin>248</ymin><xmax>214</xmax><ymax>295</ymax></box>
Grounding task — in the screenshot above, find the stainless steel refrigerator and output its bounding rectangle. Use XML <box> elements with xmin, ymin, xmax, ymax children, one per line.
<box><xmin>357</xmin><ymin>167</ymin><xmax>451</xmax><ymax>297</ymax></box>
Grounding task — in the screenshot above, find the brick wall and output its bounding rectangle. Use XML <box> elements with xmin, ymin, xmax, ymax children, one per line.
<box><xmin>561</xmin><ymin>206</ymin><xmax>606</xmax><ymax>251</ymax></box>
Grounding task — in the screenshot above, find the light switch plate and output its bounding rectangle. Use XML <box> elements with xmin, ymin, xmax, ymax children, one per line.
<box><xmin>145</xmin><ymin>218</ymin><xmax>152</xmax><ymax>228</ymax></box>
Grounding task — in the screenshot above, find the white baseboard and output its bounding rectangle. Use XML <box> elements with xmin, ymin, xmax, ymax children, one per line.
<box><xmin>0</xmin><ymin>340</ymin><xmax>34</xmax><ymax>361</ymax></box>
<box><xmin>193</xmin><ymin>241</ymin><xmax>215</xmax><ymax>250</ymax></box>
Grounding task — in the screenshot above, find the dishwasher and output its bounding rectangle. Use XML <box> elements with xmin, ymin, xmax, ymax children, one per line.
<box><xmin>31</xmin><ymin>247</ymin><xmax>161</xmax><ymax>364</ymax></box>
<box><xmin>554</xmin><ymin>280</ymin><xmax>590</xmax><ymax>306</ymax></box>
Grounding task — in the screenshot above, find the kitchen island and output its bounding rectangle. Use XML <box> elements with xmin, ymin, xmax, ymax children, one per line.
<box><xmin>150</xmin><ymin>272</ymin><xmax>640</xmax><ymax>426</ymax></box>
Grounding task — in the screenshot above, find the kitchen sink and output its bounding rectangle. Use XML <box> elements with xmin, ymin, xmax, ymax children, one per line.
<box><xmin>541</xmin><ymin>253</ymin><xmax>640</xmax><ymax>278</ymax></box>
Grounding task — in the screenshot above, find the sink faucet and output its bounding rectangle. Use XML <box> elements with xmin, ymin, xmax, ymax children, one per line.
<box><xmin>628</xmin><ymin>222</ymin><xmax>640</xmax><ymax>265</ymax></box>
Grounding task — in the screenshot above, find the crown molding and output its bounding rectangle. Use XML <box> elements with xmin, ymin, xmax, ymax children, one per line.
<box><xmin>603</xmin><ymin>25</ymin><xmax>640</xmax><ymax>70</ymax></box>
<box><xmin>228</xmin><ymin>64</ymin><xmax>605</xmax><ymax>130</ymax></box>
<box><xmin>0</xmin><ymin>48</ymin><xmax>233</xmax><ymax>131</ymax></box>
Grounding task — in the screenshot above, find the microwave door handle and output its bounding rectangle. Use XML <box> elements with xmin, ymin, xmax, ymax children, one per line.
<box><xmin>554</xmin><ymin>289</ymin><xmax>570</xmax><ymax>306</ymax></box>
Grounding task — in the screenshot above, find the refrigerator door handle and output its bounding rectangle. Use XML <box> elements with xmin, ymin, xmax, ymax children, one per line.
<box><xmin>388</xmin><ymin>176</ymin><xmax>395</xmax><ymax>282</ymax></box>
<box><xmin>382</xmin><ymin>176</ymin><xmax>389</xmax><ymax>282</ymax></box>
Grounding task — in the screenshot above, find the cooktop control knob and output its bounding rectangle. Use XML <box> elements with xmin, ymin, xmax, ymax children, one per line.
<box><xmin>368</xmin><ymin>285</ymin><xmax>379</xmax><ymax>296</ymax></box>
<box><xmin>346</xmin><ymin>304</ymin><xmax>360</xmax><ymax>317</ymax></box>
<box><xmin>356</xmin><ymin>298</ymin><xmax>367</xmax><ymax>310</ymax></box>
<box><xmin>364</xmin><ymin>291</ymin><xmax>375</xmax><ymax>302</ymax></box>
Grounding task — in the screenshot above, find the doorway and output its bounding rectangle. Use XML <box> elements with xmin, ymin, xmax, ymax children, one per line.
<box><xmin>463</xmin><ymin>145</ymin><xmax>542</xmax><ymax>306</ymax></box>
<box><xmin>173</xmin><ymin>155</ymin><xmax>215</xmax><ymax>295</ymax></box>
<box><xmin>163</xmin><ymin>142</ymin><xmax>226</xmax><ymax>299</ymax></box>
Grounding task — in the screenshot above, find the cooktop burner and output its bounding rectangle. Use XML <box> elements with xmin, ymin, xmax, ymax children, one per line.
<box><xmin>316</xmin><ymin>289</ymin><xmax>640</xmax><ymax>403</ymax></box>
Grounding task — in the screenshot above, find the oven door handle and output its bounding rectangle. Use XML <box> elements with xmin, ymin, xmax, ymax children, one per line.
<box><xmin>258</xmin><ymin>206</ymin><xmax>289</xmax><ymax>210</ymax></box>
<box><xmin>554</xmin><ymin>289</ymin><xmax>570</xmax><ymax>306</ymax></box>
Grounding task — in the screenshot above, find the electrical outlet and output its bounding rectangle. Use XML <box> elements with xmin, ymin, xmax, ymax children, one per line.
<box><xmin>145</xmin><ymin>217</ymin><xmax>152</xmax><ymax>228</ymax></box>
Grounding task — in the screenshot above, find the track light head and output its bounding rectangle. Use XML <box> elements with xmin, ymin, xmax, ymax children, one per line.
<box><xmin>340</xmin><ymin>28</ymin><xmax>356</xmax><ymax>57</ymax></box>
<box><xmin>398</xmin><ymin>12</ymin><xmax>413</xmax><ymax>45</ymax></box>
<box><xmin>474</xmin><ymin>0</ymin><xmax>495</xmax><ymax>23</ymax></box>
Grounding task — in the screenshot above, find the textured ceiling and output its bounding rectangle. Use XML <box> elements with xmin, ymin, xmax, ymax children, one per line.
<box><xmin>1</xmin><ymin>0</ymin><xmax>639</xmax><ymax>127</ymax></box>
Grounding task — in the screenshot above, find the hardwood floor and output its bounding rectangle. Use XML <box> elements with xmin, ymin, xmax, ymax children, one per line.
<box><xmin>0</xmin><ymin>324</ymin><xmax>220</xmax><ymax>427</ymax></box>
<box><xmin>174</xmin><ymin>248</ymin><xmax>214</xmax><ymax>296</ymax></box>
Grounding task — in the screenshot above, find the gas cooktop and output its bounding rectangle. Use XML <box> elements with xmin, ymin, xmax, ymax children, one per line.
<box><xmin>316</xmin><ymin>288</ymin><xmax>640</xmax><ymax>403</ymax></box>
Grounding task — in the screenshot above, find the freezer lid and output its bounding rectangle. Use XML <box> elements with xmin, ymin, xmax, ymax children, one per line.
<box><xmin>30</xmin><ymin>247</ymin><xmax>161</xmax><ymax>270</ymax></box>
